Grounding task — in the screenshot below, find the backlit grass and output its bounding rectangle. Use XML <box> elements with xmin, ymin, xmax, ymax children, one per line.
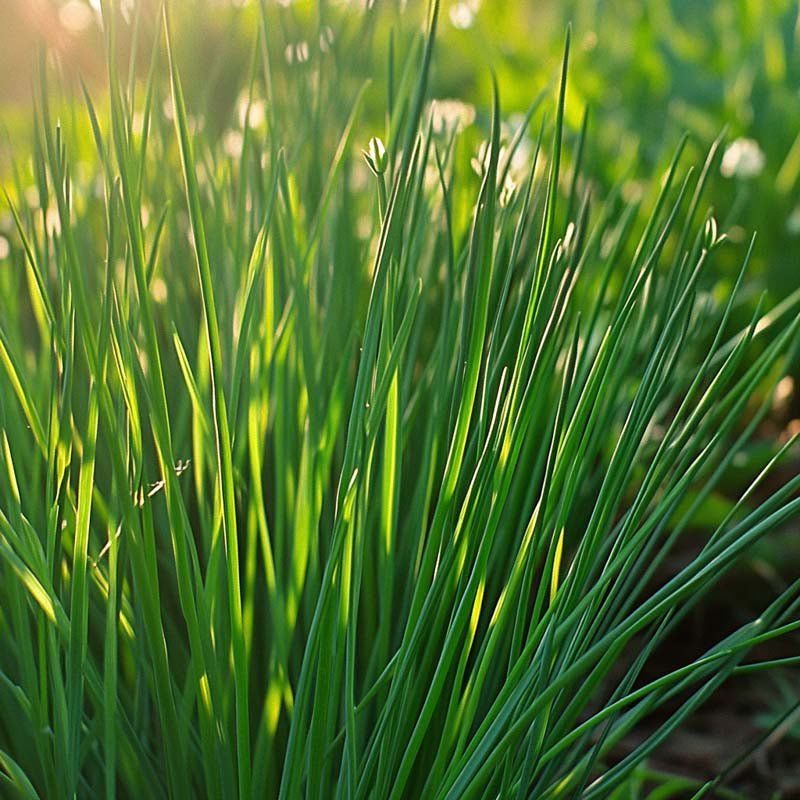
<box><xmin>1</xmin><ymin>2</ymin><xmax>799</xmax><ymax>798</ymax></box>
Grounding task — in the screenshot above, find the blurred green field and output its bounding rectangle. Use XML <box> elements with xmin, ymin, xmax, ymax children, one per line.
<box><xmin>4</xmin><ymin>0</ymin><xmax>800</xmax><ymax>301</ymax></box>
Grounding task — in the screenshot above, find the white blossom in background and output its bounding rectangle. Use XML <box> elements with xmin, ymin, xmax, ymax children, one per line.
<box><xmin>720</xmin><ymin>138</ymin><xmax>765</xmax><ymax>179</ymax></box>
<box><xmin>0</xmin><ymin>236</ymin><xmax>9</xmax><ymax>260</ymax></box>
<box><xmin>505</xmin><ymin>139</ymin><xmax>531</xmax><ymax>179</ymax></box>
<box><xmin>449</xmin><ymin>0</ymin><xmax>481</xmax><ymax>29</ymax></box>
<box><xmin>499</xmin><ymin>174</ymin><xmax>517</xmax><ymax>208</ymax></box>
<box><xmin>429</xmin><ymin>99</ymin><xmax>476</xmax><ymax>134</ymax></box>
<box><xmin>285</xmin><ymin>41</ymin><xmax>310</xmax><ymax>65</ymax></box>
<box><xmin>223</xmin><ymin>130</ymin><xmax>245</xmax><ymax>159</ymax></box>
<box><xmin>320</xmin><ymin>26</ymin><xmax>335</xmax><ymax>53</ymax></box>
<box><xmin>46</xmin><ymin>208</ymin><xmax>61</xmax><ymax>236</ymax></box>
<box><xmin>237</xmin><ymin>96</ymin><xmax>267</xmax><ymax>129</ymax></box>
<box><xmin>424</xmin><ymin>162</ymin><xmax>440</xmax><ymax>192</ymax></box>
<box><xmin>59</xmin><ymin>0</ymin><xmax>95</xmax><ymax>32</ymax></box>
<box><xmin>471</xmin><ymin>138</ymin><xmax>530</xmax><ymax>183</ymax></box>
<box><xmin>150</xmin><ymin>277</ymin><xmax>168</xmax><ymax>304</ymax></box>
<box><xmin>471</xmin><ymin>140</ymin><xmax>490</xmax><ymax>177</ymax></box>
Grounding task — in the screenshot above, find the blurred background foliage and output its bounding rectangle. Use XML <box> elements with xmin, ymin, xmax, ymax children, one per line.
<box><xmin>4</xmin><ymin>0</ymin><xmax>800</xmax><ymax>490</ymax></box>
<box><xmin>3</xmin><ymin>0</ymin><xmax>800</xmax><ymax>302</ymax></box>
<box><xmin>2</xmin><ymin>0</ymin><xmax>800</xmax><ymax>475</ymax></box>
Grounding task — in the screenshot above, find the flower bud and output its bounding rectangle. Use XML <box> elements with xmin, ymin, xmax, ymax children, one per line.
<box><xmin>363</xmin><ymin>136</ymin><xmax>388</xmax><ymax>176</ymax></box>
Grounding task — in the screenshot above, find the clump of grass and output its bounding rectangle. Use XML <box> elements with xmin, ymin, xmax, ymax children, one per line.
<box><xmin>1</xmin><ymin>2</ymin><xmax>799</xmax><ymax>798</ymax></box>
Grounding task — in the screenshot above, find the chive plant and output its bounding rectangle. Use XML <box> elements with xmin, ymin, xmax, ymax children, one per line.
<box><xmin>1</xmin><ymin>2</ymin><xmax>799</xmax><ymax>798</ymax></box>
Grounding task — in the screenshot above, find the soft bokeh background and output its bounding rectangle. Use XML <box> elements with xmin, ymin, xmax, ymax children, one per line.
<box><xmin>3</xmin><ymin>0</ymin><xmax>800</xmax><ymax>301</ymax></box>
<box><xmin>2</xmin><ymin>5</ymin><xmax>799</xmax><ymax>524</ymax></box>
<box><xmin>4</xmin><ymin>0</ymin><xmax>800</xmax><ymax>496</ymax></box>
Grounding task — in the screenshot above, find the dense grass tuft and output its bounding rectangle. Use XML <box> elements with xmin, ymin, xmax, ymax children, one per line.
<box><xmin>1</xmin><ymin>2</ymin><xmax>799</xmax><ymax>798</ymax></box>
